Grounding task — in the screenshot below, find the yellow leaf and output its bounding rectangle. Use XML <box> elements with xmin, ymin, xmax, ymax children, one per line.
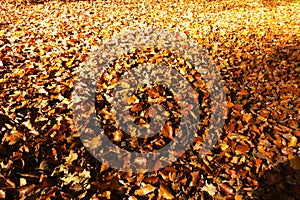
<box><xmin>20</xmin><ymin>178</ymin><xmax>27</xmax><ymax>186</ymax></box>
<box><xmin>241</xmin><ymin>30</ymin><xmax>248</xmax><ymax>36</ymax></box>
<box><xmin>288</xmin><ymin>136</ymin><xmax>297</xmax><ymax>147</ymax></box>
<box><xmin>16</xmin><ymin>19</ymin><xmax>23</xmax><ymax>24</ymax></box>
<box><xmin>66</xmin><ymin>56</ymin><xmax>76</xmax><ymax>67</ymax></box>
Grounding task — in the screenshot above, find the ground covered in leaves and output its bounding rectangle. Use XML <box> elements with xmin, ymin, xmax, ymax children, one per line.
<box><xmin>0</xmin><ymin>0</ymin><xmax>300</xmax><ymax>199</ymax></box>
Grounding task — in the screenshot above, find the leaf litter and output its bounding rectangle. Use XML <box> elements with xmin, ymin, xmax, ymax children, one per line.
<box><xmin>0</xmin><ymin>0</ymin><xmax>299</xmax><ymax>199</ymax></box>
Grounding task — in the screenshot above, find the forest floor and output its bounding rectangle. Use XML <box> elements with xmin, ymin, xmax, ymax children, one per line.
<box><xmin>0</xmin><ymin>0</ymin><xmax>299</xmax><ymax>199</ymax></box>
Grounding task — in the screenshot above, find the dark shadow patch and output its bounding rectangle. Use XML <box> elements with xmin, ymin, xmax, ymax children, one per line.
<box><xmin>252</xmin><ymin>157</ymin><xmax>300</xmax><ymax>200</ymax></box>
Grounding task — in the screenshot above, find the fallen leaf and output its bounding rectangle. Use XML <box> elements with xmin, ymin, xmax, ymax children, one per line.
<box><xmin>65</xmin><ymin>150</ymin><xmax>78</xmax><ymax>164</ymax></box>
<box><xmin>159</xmin><ymin>183</ymin><xmax>174</xmax><ymax>199</ymax></box>
<box><xmin>134</xmin><ymin>184</ymin><xmax>156</xmax><ymax>196</ymax></box>
<box><xmin>288</xmin><ymin>136</ymin><xmax>297</xmax><ymax>147</ymax></box>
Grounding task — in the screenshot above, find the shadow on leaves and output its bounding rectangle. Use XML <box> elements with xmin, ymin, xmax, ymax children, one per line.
<box><xmin>252</xmin><ymin>157</ymin><xmax>300</xmax><ymax>200</ymax></box>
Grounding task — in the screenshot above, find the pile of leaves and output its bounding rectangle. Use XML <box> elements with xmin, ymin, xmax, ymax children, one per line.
<box><xmin>0</xmin><ymin>0</ymin><xmax>299</xmax><ymax>199</ymax></box>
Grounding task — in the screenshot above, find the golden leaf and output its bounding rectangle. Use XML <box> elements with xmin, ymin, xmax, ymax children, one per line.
<box><xmin>134</xmin><ymin>184</ymin><xmax>156</xmax><ymax>196</ymax></box>
<box><xmin>159</xmin><ymin>183</ymin><xmax>174</xmax><ymax>199</ymax></box>
<box><xmin>66</xmin><ymin>56</ymin><xmax>76</xmax><ymax>67</ymax></box>
<box><xmin>65</xmin><ymin>150</ymin><xmax>78</xmax><ymax>164</ymax></box>
<box><xmin>202</xmin><ymin>182</ymin><xmax>217</xmax><ymax>196</ymax></box>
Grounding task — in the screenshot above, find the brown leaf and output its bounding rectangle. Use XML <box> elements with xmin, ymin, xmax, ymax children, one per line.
<box><xmin>235</xmin><ymin>144</ymin><xmax>250</xmax><ymax>154</ymax></box>
<box><xmin>112</xmin><ymin>130</ymin><xmax>123</xmax><ymax>142</ymax></box>
<box><xmin>242</xmin><ymin>113</ymin><xmax>253</xmax><ymax>123</ymax></box>
<box><xmin>143</xmin><ymin>176</ymin><xmax>159</xmax><ymax>184</ymax></box>
<box><xmin>100</xmin><ymin>162</ymin><xmax>109</xmax><ymax>172</ymax></box>
<box><xmin>161</xmin><ymin>123</ymin><xmax>174</xmax><ymax>140</ymax></box>
<box><xmin>226</xmin><ymin>101</ymin><xmax>235</xmax><ymax>109</ymax></box>
<box><xmin>224</xmin><ymin>123</ymin><xmax>235</xmax><ymax>133</ymax></box>
<box><xmin>18</xmin><ymin>184</ymin><xmax>35</xmax><ymax>197</ymax></box>
<box><xmin>131</xmin><ymin>102</ymin><xmax>144</xmax><ymax>112</ymax></box>
<box><xmin>219</xmin><ymin>183</ymin><xmax>234</xmax><ymax>195</ymax></box>
<box><xmin>238</xmin><ymin>89</ymin><xmax>249</xmax><ymax>96</ymax></box>
<box><xmin>0</xmin><ymin>190</ymin><xmax>5</xmax><ymax>199</ymax></box>
<box><xmin>0</xmin><ymin>174</ymin><xmax>16</xmax><ymax>189</ymax></box>
<box><xmin>290</xmin><ymin>157</ymin><xmax>300</xmax><ymax>170</ymax></box>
